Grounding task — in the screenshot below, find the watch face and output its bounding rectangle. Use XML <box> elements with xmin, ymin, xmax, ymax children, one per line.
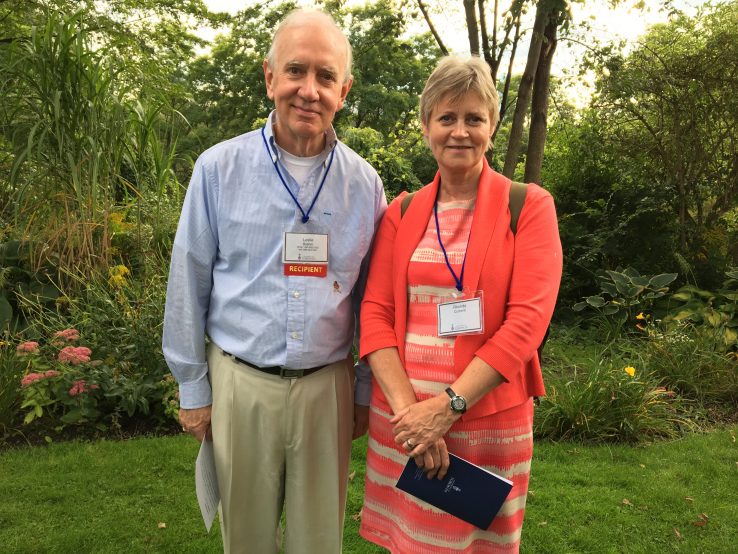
<box><xmin>451</xmin><ymin>396</ymin><xmax>466</xmax><ymax>412</ymax></box>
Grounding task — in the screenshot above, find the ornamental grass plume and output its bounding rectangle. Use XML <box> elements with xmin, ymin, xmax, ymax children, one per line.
<box><xmin>58</xmin><ymin>346</ymin><xmax>92</xmax><ymax>365</ymax></box>
<box><xmin>16</xmin><ymin>341</ymin><xmax>40</xmax><ymax>354</ymax></box>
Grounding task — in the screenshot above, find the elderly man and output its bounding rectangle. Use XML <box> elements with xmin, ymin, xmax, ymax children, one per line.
<box><xmin>162</xmin><ymin>9</ymin><xmax>386</xmax><ymax>554</ymax></box>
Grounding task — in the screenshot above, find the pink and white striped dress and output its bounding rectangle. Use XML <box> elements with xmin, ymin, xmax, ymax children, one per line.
<box><xmin>361</xmin><ymin>199</ymin><xmax>534</xmax><ymax>553</ymax></box>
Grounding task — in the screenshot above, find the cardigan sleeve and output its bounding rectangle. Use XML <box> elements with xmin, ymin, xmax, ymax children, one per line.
<box><xmin>359</xmin><ymin>195</ymin><xmax>404</xmax><ymax>359</ymax></box>
<box><xmin>474</xmin><ymin>185</ymin><xmax>563</xmax><ymax>382</ymax></box>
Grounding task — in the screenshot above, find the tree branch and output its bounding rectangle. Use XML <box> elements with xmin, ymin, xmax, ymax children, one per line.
<box><xmin>415</xmin><ymin>0</ymin><xmax>448</xmax><ymax>55</ymax></box>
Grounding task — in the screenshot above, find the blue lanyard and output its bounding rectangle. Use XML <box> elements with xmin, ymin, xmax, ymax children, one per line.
<box><xmin>434</xmin><ymin>185</ymin><xmax>472</xmax><ymax>292</ymax></box>
<box><xmin>261</xmin><ymin>126</ymin><xmax>335</xmax><ymax>223</ymax></box>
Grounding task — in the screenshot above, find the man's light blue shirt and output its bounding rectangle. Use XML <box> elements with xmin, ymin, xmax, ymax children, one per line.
<box><xmin>163</xmin><ymin>113</ymin><xmax>387</xmax><ymax>409</ymax></box>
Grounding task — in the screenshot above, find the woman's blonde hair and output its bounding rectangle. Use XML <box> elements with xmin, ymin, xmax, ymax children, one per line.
<box><xmin>419</xmin><ymin>56</ymin><xmax>500</xmax><ymax>129</ymax></box>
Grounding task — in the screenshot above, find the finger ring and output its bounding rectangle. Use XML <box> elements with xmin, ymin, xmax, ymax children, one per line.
<box><xmin>181</xmin><ymin>426</ymin><xmax>187</xmax><ymax>432</ymax></box>
<box><xmin>405</xmin><ymin>439</ymin><xmax>415</xmax><ymax>449</ymax></box>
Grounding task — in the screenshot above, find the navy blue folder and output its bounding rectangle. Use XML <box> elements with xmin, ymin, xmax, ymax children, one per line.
<box><xmin>395</xmin><ymin>453</ymin><xmax>513</xmax><ymax>529</ymax></box>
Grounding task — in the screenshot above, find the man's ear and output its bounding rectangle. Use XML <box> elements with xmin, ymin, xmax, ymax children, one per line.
<box><xmin>263</xmin><ymin>59</ymin><xmax>275</xmax><ymax>100</ymax></box>
<box><xmin>336</xmin><ymin>76</ymin><xmax>353</xmax><ymax>111</ymax></box>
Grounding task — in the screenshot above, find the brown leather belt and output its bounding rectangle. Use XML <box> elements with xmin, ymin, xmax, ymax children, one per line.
<box><xmin>222</xmin><ymin>350</ymin><xmax>329</xmax><ymax>379</ymax></box>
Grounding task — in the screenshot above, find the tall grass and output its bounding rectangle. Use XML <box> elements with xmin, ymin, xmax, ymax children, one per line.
<box><xmin>0</xmin><ymin>10</ymin><xmax>182</xmax><ymax>283</ymax></box>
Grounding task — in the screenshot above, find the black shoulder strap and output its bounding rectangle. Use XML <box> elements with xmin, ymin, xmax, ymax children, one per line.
<box><xmin>508</xmin><ymin>181</ymin><xmax>528</xmax><ymax>235</ymax></box>
<box><xmin>400</xmin><ymin>191</ymin><xmax>416</xmax><ymax>219</ymax></box>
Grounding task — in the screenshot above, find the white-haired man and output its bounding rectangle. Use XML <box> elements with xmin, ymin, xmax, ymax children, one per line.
<box><xmin>163</xmin><ymin>9</ymin><xmax>386</xmax><ymax>553</ymax></box>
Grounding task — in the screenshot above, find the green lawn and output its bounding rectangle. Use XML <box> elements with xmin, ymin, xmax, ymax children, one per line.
<box><xmin>1</xmin><ymin>427</ymin><xmax>736</xmax><ymax>553</ymax></box>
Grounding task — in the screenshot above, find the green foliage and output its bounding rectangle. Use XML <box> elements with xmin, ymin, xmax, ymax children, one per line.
<box><xmin>536</xmin><ymin>356</ymin><xmax>692</xmax><ymax>443</ymax></box>
<box><xmin>589</xmin><ymin>1</ymin><xmax>738</xmax><ymax>284</ymax></box>
<box><xmin>572</xmin><ymin>267</ymin><xmax>677</xmax><ymax>341</ymax></box>
<box><xmin>341</xmin><ymin>126</ymin><xmax>424</xmax><ymax>198</ymax></box>
<box><xmin>0</xmin><ymin>239</ymin><xmax>58</xmax><ymax>331</ymax></box>
<box><xmin>0</xmin><ymin>9</ymin><xmax>187</xmax><ymax>283</ymax></box>
<box><xmin>639</xmin><ymin>322</ymin><xmax>738</xmax><ymax>406</ymax></box>
<box><xmin>24</xmin><ymin>267</ymin><xmax>169</xmax><ymax>380</ymax></box>
<box><xmin>337</xmin><ymin>0</ymin><xmax>440</xmax><ymax>136</ymax></box>
<box><xmin>7</xmin><ymin>266</ymin><xmax>175</xmax><ymax>437</ymax></box>
<box><xmin>0</xmin><ymin>336</ymin><xmax>24</xmax><ymax>440</ymax></box>
<box><xmin>543</xmin><ymin>112</ymin><xmax>679</xmax><ymax>307</ymax></box>
<box><xmin>13</xmin><ymin>325</ymin><xmax>173</xmax><ymax>435</ymax></box>
<box><xmin>664</xmin><ymin>269</ymin><xmax>738</xmax><ymax>350</ymax></box>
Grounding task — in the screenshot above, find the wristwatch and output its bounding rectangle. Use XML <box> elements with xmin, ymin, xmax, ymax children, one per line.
<box><xmin>445</xmin><ymin>387</ymin><xmax>467</xmax><ymax>414</ymax></box>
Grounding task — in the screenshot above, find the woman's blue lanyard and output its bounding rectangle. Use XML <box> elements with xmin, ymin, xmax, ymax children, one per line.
<box><xmin>434</xmin><ymin>184</ymin><xmax>472</xmax><ymax>293</ymax></box>
<box><xmin>261</xmin><ymin>126</ymin><xmax>335</xmax><ymax>223</ymax></box>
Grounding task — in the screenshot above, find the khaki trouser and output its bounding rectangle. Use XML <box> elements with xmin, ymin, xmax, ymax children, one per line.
<box><xmin>208</xmin><ymin>344</ymin><xmax>354</xmax><ymax>554</ymax></box>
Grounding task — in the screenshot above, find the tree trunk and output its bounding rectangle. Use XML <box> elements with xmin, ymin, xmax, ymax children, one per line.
<box><xmin>524</xmin><ymin>17</ymin><xmax>557</xmax><ymax>184</ymax></box>
<box><xmin>502</xmin><ymin>3</ymin><xmax>547</xmax><ymax>178</ymax></box>
<box><xmin>463</xmin><ymin>0</ymin><xmax>480</xmax><ymax>56</ymax></box>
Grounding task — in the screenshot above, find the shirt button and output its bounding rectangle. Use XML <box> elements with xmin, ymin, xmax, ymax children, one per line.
<box><xmin>293</xmin><ymin>291</ymin><xmax>300</xmax><ymax>298</ymax></box>
<box><xmin>291</xmin><ymin>332</ymin><xmax>299</xmax><ymax>339</ymax></box>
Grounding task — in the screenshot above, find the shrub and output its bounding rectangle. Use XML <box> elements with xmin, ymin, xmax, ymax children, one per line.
<box><xmin>14</xmin><ymin>327</ymin><xmax>173</xmax><ymax>434</ymax></box>
<box><xmin>536</xmin><ymin>355</ymin><xmax>694</xmax><ymax>443</ymax></box>
<box><xmin>663</xmin><ymin>268</ymin><xmax>738</xmax><ymax>351</ymax></box>
<box><xmin>22</xmin><ymin>265</ymin><xmax>169</xmax><ymax>380</ymax></box>
<box><xmin>572</xmin><ymin>267</ymin><xmax>677</xmax><ymax>342</ymax></box>
<box><xmin>640</xmin><ymin>322</ymin><xmax>738</xmax><ymax>406</ymax></box>
<box><xmin>0</xmin><ymin>334</ymin><xmax>25</xmax><ymax>440</ymax></box>
<box><xmin>13</xmin><ymin>265</ymin><xmax>178</xmax><ymax>436</ymax></box>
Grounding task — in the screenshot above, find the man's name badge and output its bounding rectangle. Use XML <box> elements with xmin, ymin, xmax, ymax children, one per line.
<box><xmin>283</xmin><ymin>232</ymin><xmax>328</xmax><ymax>277</ymax></box>
<box><xmin>437</xmin><ymin>297</ymin><xmax>483</xmax><ymax>337</ymax></box>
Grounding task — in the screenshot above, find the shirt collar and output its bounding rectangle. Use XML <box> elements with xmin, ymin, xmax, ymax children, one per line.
<box><xmin>264</xmin><ymin>110</ymin><xmax>337</xmax><ymax>166</ymax></box>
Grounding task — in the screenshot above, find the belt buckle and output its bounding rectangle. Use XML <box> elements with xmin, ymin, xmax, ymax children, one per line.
<box><xmin>279</xmin><ymin>367</ymin><xmax>304</xmax><ymax>379</ymax></box>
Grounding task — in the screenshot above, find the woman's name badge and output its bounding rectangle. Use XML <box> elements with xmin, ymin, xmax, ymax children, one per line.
<box><xmin>437</xmin><ymin>297</ymin><xmax>483</xmax><ymax>337</ymax></box>
<box><xmin>283</xmin><ymin>232</ymin><xmax>328</xmax><ymax>277</ymax></box>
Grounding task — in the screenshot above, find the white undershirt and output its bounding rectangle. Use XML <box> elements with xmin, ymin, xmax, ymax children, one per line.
<box><xmin>276</xmin><ymin>145</ymin><xmax>321</xmax><ymax>186</ymax></box>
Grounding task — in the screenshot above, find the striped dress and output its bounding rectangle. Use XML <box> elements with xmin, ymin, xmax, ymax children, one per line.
<box><xmin>361</xmin><ymin>199</ymin><xmax>534</xmax><ymax>553</ymax></box>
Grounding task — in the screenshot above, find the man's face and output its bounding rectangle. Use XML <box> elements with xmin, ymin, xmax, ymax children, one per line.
<box><xmin>264</xmin><ymin>19</ymin><xmax>352</xmax><ymax>156</ymax></box>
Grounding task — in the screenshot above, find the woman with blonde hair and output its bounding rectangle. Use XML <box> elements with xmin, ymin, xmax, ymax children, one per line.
<box><xmin>359</xmin><ymin>56</ymin><xmax>562</xmax><ymax>552</ymax></box>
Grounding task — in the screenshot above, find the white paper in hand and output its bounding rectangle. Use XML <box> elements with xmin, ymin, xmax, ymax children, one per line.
<box><xmin>195</xmin><ymin>439</ymin><xmax>220</xmax><ymax>532</ymax></box>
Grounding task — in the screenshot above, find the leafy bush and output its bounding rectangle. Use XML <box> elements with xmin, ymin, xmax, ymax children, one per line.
<box><xmin>639</xmin><ymin>323</ymin><xmax>738</xmax><ymax>406</ymax></box>
<box><xmin>22</xmin><ymin>265</ymin><xmax>169</xmax><ymax>379</ymax></box>
<box><xmin>0</xmin><ymin>239</ymin><xmax>58</xmax><ymax>331</ymax></box>
<box><xmin>663</xmin><ymin>268</ymin><xmax>738</xmax><ymax>350</ymax></box>
<box><xmin>0</xmin><ymin>335</ymin><xmax>24</xmax><ymax>440</ymax></box>
<box><xmin>536</xmin><ymin>356</ymin><xmax>694</xmax><ymax>443</ymax></box>
<box><xmin>10</xmin><ymin>265</ymin><xmax>178</xmax><ymax>438</ymax></box>
<box><xmin>13</xmin><ymin>327</ymin><xmax>173</xmax><ymax>435</ymax></box>
<box><xmin>572</xmin><ymin>267</ymin><xmax>677</xmax><ymax>341</ymax></box>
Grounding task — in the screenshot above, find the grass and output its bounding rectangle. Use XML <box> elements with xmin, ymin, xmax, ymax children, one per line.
<box><xmin>1</xmin><ymin>428</ymin><xmax>737</xmax><ymax>553</ymax></box>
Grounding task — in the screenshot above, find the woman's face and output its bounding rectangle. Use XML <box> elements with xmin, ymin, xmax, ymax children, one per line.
<box><xmin>423</xmin><ymin>92</ymin><xmax>493</xmax><ymax>176</ymax></box>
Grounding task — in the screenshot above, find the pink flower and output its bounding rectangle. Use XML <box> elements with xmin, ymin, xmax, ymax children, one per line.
<box><xmin>21</xmin><ymin>372</ymin><xmax>44</xmax><ymax>387</ymax></box>
<box><xmin>58</xmin><ymin>346</ymin><xmax>92</xmax><ymax>365</ymax></box>
<box><xmin>53</xmin><ymin>328</ymin><xmax>80</xmax><ymax>342</ymax></box>
<box><xmin>16</xmin><ymin>341</ymin><xmax>40</xmax><ymax>354</ymax></box>
<box><xmin>69</xmin><ymin>379</ymin><xmax>99</xmax><ymax>396</ymax></box>
<box><xmin>20</xmin><ymin>370</ymin><xmax>60</xmax><ymax>387</ymax></box>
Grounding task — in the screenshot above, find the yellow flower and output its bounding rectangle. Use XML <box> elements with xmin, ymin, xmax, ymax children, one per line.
<box><xmin>636</xmin><ymin>312</ymin><xmax>646</xmax><ymax>320</ymax></box>
<box><xmin>624</xmin><ymin>366</ymin><xmax>636</xmax><ymax>377</ymax></box>
<box><xmin>108</xmin><ymin>264</ymin><xmax>131</xmax><ymax>288</ymax></box>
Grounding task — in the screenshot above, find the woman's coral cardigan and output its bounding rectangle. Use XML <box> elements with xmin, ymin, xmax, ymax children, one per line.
<box><xmin>360</xmin><ymin>160</ymin><xmax>563</xmax><ymax>420</ymax></box>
